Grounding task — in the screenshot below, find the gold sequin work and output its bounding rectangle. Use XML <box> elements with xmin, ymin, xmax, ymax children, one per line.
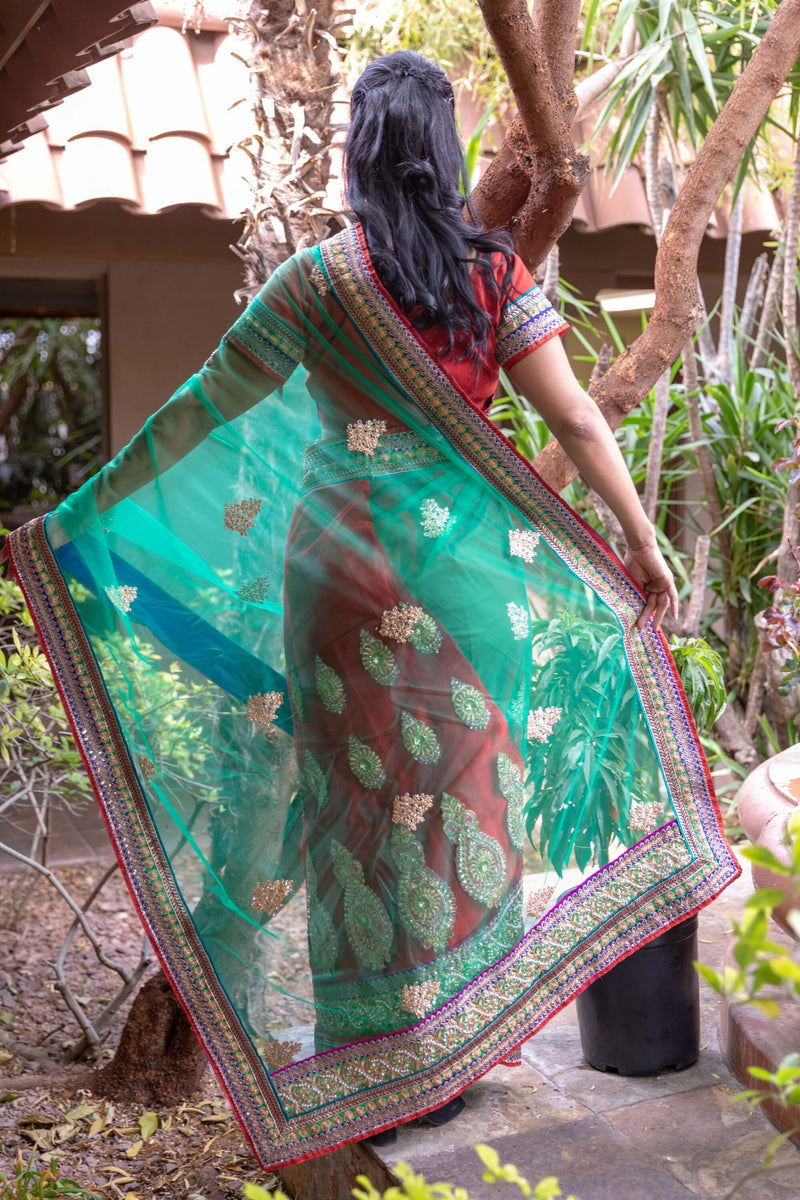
<box><xmin>379</xmin><ymin>603</ymin><xmax>423</xmax><ymax>643</ymax></box>
<box><xmin>224</xmin><ymin>497</ymin><xmax>262</xmax><ymax>536</ymax></box>
<box><xmin>237</xmin><ymin>576</ymin><xmax>270</xmax><ymax>604</ymax></box>
<box><xmin>308</xmin><ymin>264</ymin><xmax>330</xmax><ymax>296</ymax></box>
<box><xmin>527</xmin><ymin>885</ymin><xmax>555</xmax><ymax>920</ymax></box>
<box><xmin>400</xmin><ymin>980</ymin><xmax>440</xmax><ymax>1019</ymax></box>
<box><xmin>527</xmin><ymin>706</ymin><xmax>563</xmax><ymax>743</ymax></box>
<box><xmin>106</xmin><ymin>585</ymin><xmax>137</xmax><ymax>614</ymax></box>
<box><xmin>629</xmin><ymin>800</ymin><xmax>665</xmax><ymax>833</ymax></box>
<box><xmin>508</xmin><ymin>528</ymin><xmax>540</xmax><ymax>563</ymax></box>
<box><xmin>346</xmin><ymin>419</ymin><xmax>387</xmax><ymax>457</ymax></box>
<box><xmin>392</xmin><ymin>792</ymin><xmax>434</xmax><ymax>830</ymax></box>
<box><xmin>246</xmin><ymin>691</ymin><xmax>283</xmax><ymax>730</ymax></box>
<box><xmin>259</xmin><ymin>1038</ymin><xmax>302</xmax><ymax>1070</ymax></box>
<box><xmin>137</xmin><ymin>754</ymin><xmax>156</xmax><ymax>780</ymax></box>
<box><xmin>252</xmin><ymin>878</ymin><xmax>293</xmax><ymax>916</ymax></box>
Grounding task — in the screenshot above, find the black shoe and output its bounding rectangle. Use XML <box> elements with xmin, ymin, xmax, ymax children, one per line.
<box><xmin>366</xmin><ymin>1125</ymin><xmax>398</xmax><ymax>1147</ymax></box>
<box><xmin>418</xmin><ymin>1094</ymin><xmax>466</xmax><ymax>1127</ymax></box>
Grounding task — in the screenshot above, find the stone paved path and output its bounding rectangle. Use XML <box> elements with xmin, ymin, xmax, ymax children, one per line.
<box><xmin>375</xmin><ymin>861</ymin><xmax>800</xmax><ymax>1199</ymax></box>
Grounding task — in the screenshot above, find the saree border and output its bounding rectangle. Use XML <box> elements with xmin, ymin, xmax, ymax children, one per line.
<box><xmin>7</xmin><ymin>224</ymin><xmax>741</xmax><ymax>1169</ymax></box>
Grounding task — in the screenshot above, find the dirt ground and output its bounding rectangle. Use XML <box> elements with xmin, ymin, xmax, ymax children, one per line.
<box><xmin>0</xmin><ymin>860</ymin><xmax>299</xmax><ymax>1197</ymax></box>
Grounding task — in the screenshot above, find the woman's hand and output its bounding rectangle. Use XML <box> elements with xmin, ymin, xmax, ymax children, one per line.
<box><xmin>624</xmin><ymin>537</ymin><xmax>679</xmax><ymax>632</ymax></box>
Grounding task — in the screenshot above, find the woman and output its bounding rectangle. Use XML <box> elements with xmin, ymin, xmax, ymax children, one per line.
<box><xmin>5</xmin><ymin>51</ymin><xmax>739</xmax><ymax>1169</ymax></box>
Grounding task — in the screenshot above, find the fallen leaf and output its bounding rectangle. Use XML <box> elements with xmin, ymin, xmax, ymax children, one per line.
<box><xmin>66</xmin><ymin>1103</ymin><xmax>98</xmax><ymax>1122</ymax></box>
<box><xmin>138</xmin><ymin>1111</ymin><xmax>158</xmax><ymax>1142</ymax></box>
<box><xmin>0</xmin><ymin>1091</ymin><xmax>20</xmax><ymax>1103</ymax></box>
<box><xmin>0</xmin><ymin>1049</ymin><xmax>12</xmax><ymax>1064</ymax></box>
<box><xmin>0</xmin><ymin>1012</ymin><xmax>14</xmax><ymax>1025</ymax></box>
<box><xmin>126</xmin><ymin>1139</ymin><xmax>144</xmax><ymax>1159</ymax></box>
<box><xmin>89</xmin><ymin>1116</ymin><xmax>105</xmax><ymax>1135</ymax></box>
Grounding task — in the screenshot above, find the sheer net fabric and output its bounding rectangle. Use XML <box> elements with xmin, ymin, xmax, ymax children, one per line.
<box><xmin>8</xmin><ymin>225</ymin><xmax>739</xmax><ymax>1168</ymax></box>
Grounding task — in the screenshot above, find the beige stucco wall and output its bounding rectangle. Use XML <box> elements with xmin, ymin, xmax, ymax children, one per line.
<box><xmin>0</xmin><ymin>206</ymin><xmax>244</xmax><ymax>458</ymax></box>
<box><xmin>106</xmin><ymin>258</ymin><xmax>241</xmax><ymax>451</ymax></box>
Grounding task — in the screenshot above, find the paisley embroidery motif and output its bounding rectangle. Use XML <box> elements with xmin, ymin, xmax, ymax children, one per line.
<box><xmin>359</xmin><ymin>629</ymin><xmax>399</xmax><ymax>686</ymax></box>
<box><xmin>497</xmin><ymin>752</ymin><xmax>525</xmax><ymax>850</ymax></box>
<box><xmin>306</xmin><ymin>854</ymin><xmax>337</xmax><ymax>973</ymax></box>
<box><xmin>441</xmin><ymin>792</ymin><xmax>506</xmax><ymax>907</ymax></box>
<box><xmin>401</xmin><ymin>711</ymin><xmax>441</xmax><ymax>765</ymax></box>
<box><xmin>450</xmin><ymin>679</ymin><xmax>490</xmax><ymax>731</ymax></box>
<box><xmin>315</xmin><ymin>655</ymin><xmax>347</xmax><ymax>714</ymax></box>
<box><xmin>288</xmin><ymin>666</ymin><xmax>304</xmax><ymax>722</ymax></box>
<box><xmin>330</xmin><ymin>839</ymin><xmax>393</xmax><ymax>969</ymax></box>
<box><xmin>303</xmin><ymin>750</ymin><xmax>327</xmax><ymax>806</ymax></box>
<box><xmin>137</xmin><ymin>753</ymin><xmax>156</xmax><ymax>781</ymax></box>
<box><xmin>347</xmin><ymin>736</ymin><xmax>386</xmax><ymax>789</ymax></box>
<box><xmin>408</xmin><ymin>611</ymin><xmax>442</xmax><ymax>654</ymax></box>
<box><xmin>391</xmin><ymin>824</ymin><xmax>455</xmax><ymax>953</ymax></box>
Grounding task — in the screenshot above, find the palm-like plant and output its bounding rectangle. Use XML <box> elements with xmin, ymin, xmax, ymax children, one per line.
<box><xmin>0</xmin><ymin>318</ymin><xmax>102</xmax><ymax>512</ymax></box>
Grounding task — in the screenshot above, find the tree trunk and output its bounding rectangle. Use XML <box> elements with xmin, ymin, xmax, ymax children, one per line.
<box><xmin>531</xmin><ymin>0</ymin><xmax>800</xmax><ymax>491</ymax></box>
<box><xmin>93</xmin><ymin>971</ymin><xmax>207</xmax><ymax>1106</ymax></box>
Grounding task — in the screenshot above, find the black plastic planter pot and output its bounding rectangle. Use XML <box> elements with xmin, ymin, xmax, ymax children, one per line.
<box><xmin>575</xmin><ymin>915</ymin><xmax>700</xmax><ymax>1076</ymax></box>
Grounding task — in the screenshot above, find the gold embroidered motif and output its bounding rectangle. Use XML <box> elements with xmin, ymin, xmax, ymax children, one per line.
<box><xmin>379</xmin><ymin>603</ymin><xmax>423</xmax><ymax>643</ymax></box>
<box><xmin>420</xmin><ymin>498</ymin><xmax>453</xmax><ymax>539</ymax></box>
<box><xmin>246</xmin><ymin>691</ymin><xmax>283</xmax><ymax>730</ymax></box>
<box><xmin>392</xmin><ymin>792</ymin><xmax>434</xmax><ymax>830</ymax></box>
<box><xmin>252</xmin><ymin>878</ymin><xmax>293</xmax><ymax>916</ymax></box>
<box><xmin>224</xmin><ymin>497</ymin><xmax>262</xmax><ymax>536</ymax></box>
<box><xmin>309</xmin><ymin>264</ymin><xmax>330</xmax><ymax>296</ymax></box>
<box><xmin>629</xmin><ymin>800</ymin><xmax>664</xmax><ymax>833</ymax></box>
<box><xmin>347</xmin><ymin>419</ymin><xmax>387</xmax><ymax>457</ymax></box>
<box><xmin>137</xmin><ymin>754</ymin><xmax>156</xmax><ymax>780</ymax></box>
<box><xmin>400</xmin><ymin>980</ymin><xmax>440</xmax><ymax>1019</ymax></box>
<box><xmin>527</xmin><ymin>706</ymin><xmax>563</xmax><ymax>743</ymax></box>
<box><xmin>237</xmin><ymin>576</ymin><xmax>270</xmax><ymax>603</ymax></box>
<box><xmin>527</xmin><ymin>885</ymin><xmax>555</xmax><ymax>920</ymax></box>
<box><xmin>106</xmin><ymin>585</ymin><xmax>137</xmax><ymax>614</ymax></box>
<box><xmin>259</xmin><ymin>1038</ymin><xmax>302</xmax><ymax>1070</ymax></box>
<box><xmin>508</xmin><ymin>528</ymin><xmax>540</xmax><ymax>563</ymax></box>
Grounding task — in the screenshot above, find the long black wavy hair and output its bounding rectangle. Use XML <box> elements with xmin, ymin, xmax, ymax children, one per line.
<box><xmin>344</xmin><ymin>50</ymin><xmax>515</xmax><ymax>364</ymax></box>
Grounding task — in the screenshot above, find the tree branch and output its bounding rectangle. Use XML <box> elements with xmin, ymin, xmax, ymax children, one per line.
<box><xmin>532</xmin><ymin>0</ymin><xmax>800</xmax><ymax>490</ymax></box>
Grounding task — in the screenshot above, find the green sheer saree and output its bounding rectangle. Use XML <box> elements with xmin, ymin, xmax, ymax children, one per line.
<box><xmin>8</xmin><ymin>224</ymin><xmax>739</xmax><ymax>1168</ymax></box>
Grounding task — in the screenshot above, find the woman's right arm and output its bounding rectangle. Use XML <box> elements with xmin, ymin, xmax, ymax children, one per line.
<box><xmin>506</xmin><ymin>334</ymin><xmax>679</xmax><ymax>632</ymax></box>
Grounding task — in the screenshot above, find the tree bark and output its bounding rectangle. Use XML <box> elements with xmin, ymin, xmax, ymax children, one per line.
<box><xmin>473</xmin><ymin>0</ymin><xmax>589</xmax><ymax>268</ymax></box>
<box><xmin>531</xmin><ymin>0</ymin><xmax>800</xmax><ymax>491</ymax></box>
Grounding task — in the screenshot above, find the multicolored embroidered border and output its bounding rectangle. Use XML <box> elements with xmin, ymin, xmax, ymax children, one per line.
<box><xmin>9</xmin><ymin>225</ymin><xmax>740</xmax><ymax>1170</ymax></box>
<box><xmin>302</xmin><ymin>431</ymin><xmax>446</xmax><ymax>492</ymax></box>
<box><xmin>495</xmin><ymin>285</ymin><xmax>569</xmax><ymax>368</ymax></box>
<box><xmin>227</xmin><ymin>295</ymin><xmax>306</xmax><ymax>382</ymax></box>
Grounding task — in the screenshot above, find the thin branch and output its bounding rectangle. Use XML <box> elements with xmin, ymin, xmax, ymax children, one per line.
<box><xmin>643</xmin><ymin>373</ymin><xmax>670</xmax><ymax>522</ymax></box>
<box><xmin>683</xmin><ymin>534</ymin><xmax>710</xmax><ymax>637</ymax></box>
<box><xmin>0</xmin><ymin>842</ymin><xmax>134</xmax><ymax>983</ymax></box>
<box><xmin>715</xmin><ymin>189</ymin><xmax>745</xmax><ymax>384</ymax></box>
<box><xmin>751</xmin><ymin>235</ymin><xmax>784</xmax><ymax>370</ymax></box>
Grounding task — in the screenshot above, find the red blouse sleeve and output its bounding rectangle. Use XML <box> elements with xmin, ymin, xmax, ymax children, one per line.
<box><xmin>494</xmin><ymin>255</ymin><xmax>569</xmax><ymax>371</ymax></box>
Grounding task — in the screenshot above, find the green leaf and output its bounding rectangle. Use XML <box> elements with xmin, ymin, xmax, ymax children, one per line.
<box><xmin>745</xmin><ymin>887</ymin><xmax>789</xmax><ymax>910</ymax></box>
<box><xmin>694</xmin><ymin>961</ymin><xmax>723</xmax><ymax>993</ymax></box>
<box><xmin>138</xmin><ymin>1111</ymin><xmax>158</xmax><ymax>1142</ymax></box>
<box><xmin>739</xmin><ymin>845</ymin><xmax>790</xmax><ymax>875</ymax></box>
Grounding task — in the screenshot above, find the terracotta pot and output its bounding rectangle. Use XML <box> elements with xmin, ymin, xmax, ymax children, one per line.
<box><xmin>737</xmin><ymin>744</ymin><xmax>800</xmax><ymax>938</ymax></box>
